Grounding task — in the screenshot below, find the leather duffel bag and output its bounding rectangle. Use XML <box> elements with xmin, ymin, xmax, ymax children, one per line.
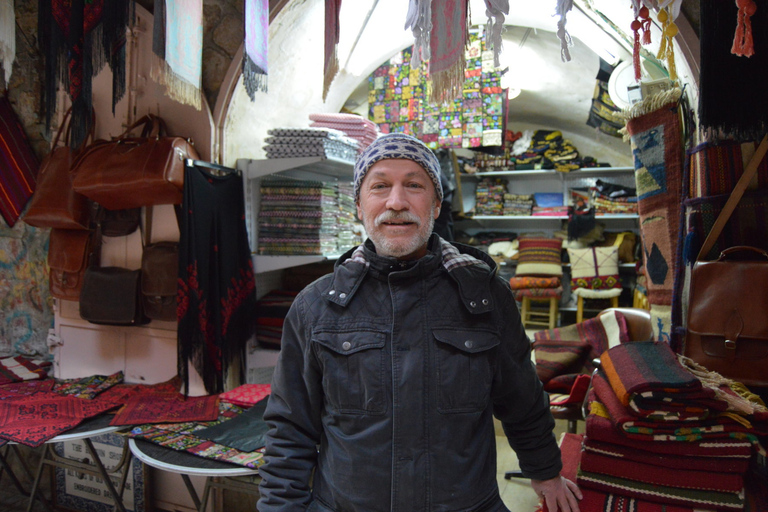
<box><xmin>71</xmin><ymin>114</ymin><xmax>199</xmax><ymax>210</ymax></box>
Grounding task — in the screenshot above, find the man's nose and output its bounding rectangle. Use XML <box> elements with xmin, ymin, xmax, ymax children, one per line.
<box><xmin>386</xmin><ymin>185</ymin><xmax>408</xmax><ymax>210</ymax></box>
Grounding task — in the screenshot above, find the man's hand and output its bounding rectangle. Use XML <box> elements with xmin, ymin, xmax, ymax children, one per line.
<box><xmin>530</xmin><ymin>475</ymin><xmax>582</xmax><ymax>512</ymax></box>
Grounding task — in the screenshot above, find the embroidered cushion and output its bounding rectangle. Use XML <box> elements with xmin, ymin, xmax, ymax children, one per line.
<box><xmin>515</xmin><ymin>237</ymin><xmax>563</xmax><ymax>276</ymax></box>
<box><xmin>512</xmin><ymin>286</ymin><xmax>563</xmax><ymax>300</ymax></box>
<box><xmin>508</xmin><ymin>276</ymin><xmax>561</xmax><ymax>290</ymax></box>
<box><xmin>567</xmin><ymin>246</ymin><xmax>621</xmax><ymax>290</ymax></box>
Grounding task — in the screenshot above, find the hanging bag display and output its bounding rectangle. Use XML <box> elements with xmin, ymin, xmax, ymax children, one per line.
<box><xmin>140</xmin><ymin>206</ymin><xmax>179</xmax><ymax>321</ymax></box>
<box><xmin>79</xmin><ymin>223</ymin><xmax>148</xmax><ymax>326</ymax></box>
<box><xmin>48</xmin><ymin>228</ymin><xmax>95</xmax><ymax>301</ymax></box>
<box><xmin>71</xmin><ymin>114</ymin><xmax>199</xmax><ymax>210</ymax></box>
<box><xmin>683</xmin><ymin>134</ymin><xmax>768</xmax><ymax>387</ymax></box>
<box><xmin>23</xmin><ymin>107</ymin><xmax>93</xmax><ymax>230</ymax></box>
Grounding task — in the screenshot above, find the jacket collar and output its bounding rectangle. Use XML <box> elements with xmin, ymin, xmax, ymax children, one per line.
<box><xmin>325</xmin><ymin>234</ymin><xmax>497</xmax><ymax>314</ymax></box>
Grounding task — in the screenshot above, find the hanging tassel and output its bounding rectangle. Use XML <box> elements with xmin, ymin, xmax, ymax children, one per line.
<box><xmin>656</xmin><ymin>6</ymin><xmax>678</xmax><ymax>81</ymax></box>
<box><xmin>732</xmin><ymin>0</ymin><xmax>757</xmax><ymax>57</ymax></box>
<box><xmin>630</xmin><ymin>6</ymin><xmax>651</xmax><ymax>81</ymax></box>
<box><xmin>555</xmin><ymin>0</ymin><xmax>573</xmax><ymax>62</ymax></box>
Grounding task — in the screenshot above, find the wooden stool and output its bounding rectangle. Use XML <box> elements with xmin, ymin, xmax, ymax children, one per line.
<box><xmin>520</xmin><ymin>296</ymin><xmax>559</xmax><ymax>330</ymax></box>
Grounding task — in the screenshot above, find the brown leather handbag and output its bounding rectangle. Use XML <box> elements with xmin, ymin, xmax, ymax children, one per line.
<box><xmin>48</xmin><ymin>228</ymin><xmax>94</xmax><ymax>301</ymax></box>
<box><xmin>71</xmin><ymin>114</ymin><xmax>199</xmax><ymax>210</ymax></box>
<box><xmin>23</xmin><ymin>107</ymin><xmax>92</xmax><ymax>230</ymax></box>
<box><xmin>683</xmin><ymin>135</ymin><xmax>768</xmax><ymax>387</ymax></box>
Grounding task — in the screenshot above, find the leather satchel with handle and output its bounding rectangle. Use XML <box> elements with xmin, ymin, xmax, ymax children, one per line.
<box><xmin>683</xmin><ymin>134</ymin><xmax>768</xmax><ymax>387</ymax></box>
<box><xmin>24</xmin><ymin>107</ymin><xmax>93</xmax><ymax>230</ymax></box>
<box><xmin>48</xmin><ymin>227</ymin><xmax>94</xmax><ymax>301</ymax></box>
<box><xmin>71</xmin><ymin>114</ymin><xmax>199</xmax><ymax>210</ymax></box>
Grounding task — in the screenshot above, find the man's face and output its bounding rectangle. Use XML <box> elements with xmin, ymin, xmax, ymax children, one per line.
<box><xmin>356</xmin><ymin>159</ymin><xmax>440</xmax><ymax>260</ymax></box>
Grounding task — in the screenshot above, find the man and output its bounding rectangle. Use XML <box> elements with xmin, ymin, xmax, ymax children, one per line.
<box><xmin>257</xmin><ymin>133</ymin><xmax>582</xmax><ymax>512</ymax></box>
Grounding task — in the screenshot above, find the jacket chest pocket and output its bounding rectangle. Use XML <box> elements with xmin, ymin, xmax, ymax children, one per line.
<box><xmin>313</xmin><ymin>331</ymin><xmax>387</xmax><ymax>415</ymax></box>
<box><xmin>433</xmin><ymin>329</ymin><xmax>500</xmax><ymax>413</ymax></box>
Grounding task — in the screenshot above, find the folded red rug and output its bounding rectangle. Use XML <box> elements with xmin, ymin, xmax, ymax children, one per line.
<box><xmin>583</xmin><ymin>436</ymin><xmax>750</xmax><ymax>473</ymax></box>
<box><xmin>0</xmin><ymin>391</ymin><xmax>116</xmax><ymax>447</ymax></box>
<box><xmin>593</xmin><ymin>372</ymin><xmax>762</xmax><ymax>440</ymax></box>
<box><xmin>218</xmin><ymin>383</ymin><xmax>271</xmax><ymax>408</ymax></box>
<box><xmin>544</xmin><ymin>433</ymin><xmax>719</xmax><ymax>512</ymax></box>
<box><xmin>110</xmin><ymin>392</ymin><xmax>219</xmax><ymax>426</ymax></box>
<box><xmin>580</xmin><ymin>446</ymin><xmax>744</xmax><ymax>493</ymax></box>
<box><xmin>585</xmin><ymin>405</ymin><xmax>755</xmax><ymax>458</ymax></box>
<box><xmin>0</xmin><ymin>356</ymin><xmax>49</xmax><ymax>385</ymax></box>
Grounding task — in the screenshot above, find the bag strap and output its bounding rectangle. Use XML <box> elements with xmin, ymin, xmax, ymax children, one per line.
<box><xmin>696</xmin><ymin>134</ymin><xmax>768</xmax><ymax>261</ymax></box>
<box><xmin>117</xmin><ymin>114</ymin><xmax>163</xmax><ymax>140</ymax></box>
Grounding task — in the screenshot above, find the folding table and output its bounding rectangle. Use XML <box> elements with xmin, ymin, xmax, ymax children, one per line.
<box><xmin>128</xmin><ymin>438</ymin><xmax>261</xmax><ymax>512</ymax></box>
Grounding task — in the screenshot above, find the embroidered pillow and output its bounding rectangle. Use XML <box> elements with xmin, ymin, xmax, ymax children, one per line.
<box><xmin>567</xmin><ymin>246</ymin><xmax>621</xmax><ymax>290</ymax></box>
<box><xmin>515</xmin><ymin>237</ymin><xmax>563</xmax><ymax>276</ymax></box>
<box><xmin>508</xmin><ymin>276</ymin><xmax>561</xmax><ymax>290</ymax></box>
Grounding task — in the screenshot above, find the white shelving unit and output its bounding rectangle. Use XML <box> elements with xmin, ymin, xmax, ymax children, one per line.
<box><xmin>457</xmin><ymin>167</ymin><xmax>638</xmax><ymax>234</ymax></box>
<box><xmin>237</xmin><ymin>156</ymin><xmax>355</xmax><ymax>274</ymax></box>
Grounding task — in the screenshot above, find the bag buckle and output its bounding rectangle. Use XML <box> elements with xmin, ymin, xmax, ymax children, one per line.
<box><xmin>724</xmin><ymin>338</ymin><xmax>737</xmax><ymax>350</ymax></box>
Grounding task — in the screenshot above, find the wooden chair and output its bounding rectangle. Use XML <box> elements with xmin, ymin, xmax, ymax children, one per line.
<box><xmin>520</xmin><ymin>295</ymin><xmax>560</xmax><ymax>330</ymax></box>
<box><xmin>504</xmin><ymin>307</ymin><xmax>652</xmax><ymax>480</ymax></box>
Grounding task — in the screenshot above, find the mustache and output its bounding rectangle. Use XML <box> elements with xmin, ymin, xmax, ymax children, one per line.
<box><xmin>374</xmin><ymin>211</ymin><xmax>421</xmax><ymax>226</ymax></box>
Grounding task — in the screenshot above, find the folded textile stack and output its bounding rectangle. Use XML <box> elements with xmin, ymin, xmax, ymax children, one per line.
<box><xmin>254</xmin><ymin>290</ymin><xmax>298</xmax><ymax>349</ymax></box>
<box><xmin>572</xmin><ymin>341</ymin><xmax>768</xmax><ymax>511</ymax></box>
<box><xmin>309</xmin><ymin>113</ymin><xmax>378</xmax><ymax>153</ymax></box>
<box><xmin>263</xmin><ymin>127</ymin><xmax>359</xmax><ymax>161</ymax></box>
<box><xmin>503</xmin><ymin>193</ymin><xmax>533</xmax><ymax>216</ymax></box>
<box><xmin>257</xmin><ymin>177</ymin><xmax>358</xmax><ymax>256</ymax></box>
<box><xmin>591</xmin><ymin>178</ymin><xmax>638</xmax><ymax>215</ymax></box>
<box><xmin>474</xmin><ymin>177</ymin><xmax>507</xmax><ymax>215</ymax></box>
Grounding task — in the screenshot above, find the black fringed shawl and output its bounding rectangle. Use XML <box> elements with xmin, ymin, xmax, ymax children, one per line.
<box><xmin>699</xmin><ymin>0</ymin><xmax>768</xmax><ymax>142</ymax></box>
<box><xmin>38</xmin><ymin>0</ymin><xmax>133</xmax><ymax>148</ymax></box>
<box><xmin>177</xmin><ymin>163</ymin><xmax>258</xmax><ymax>395</ymax></box>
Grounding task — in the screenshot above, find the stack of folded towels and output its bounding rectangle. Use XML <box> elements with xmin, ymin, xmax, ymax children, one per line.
<box><xmin>263</xmin><ymin>127</ymin><xmax>359</xmax><ymax>162</ymax></box>
<box><xmin>548</xmin><ymin>341</ymin><xmax>768</xmax><ymax>512</ymax></box>
<box><xmin>308</xmin><ymin>113</ymin><xmax>379</xmax><ymax>153</ymax></box>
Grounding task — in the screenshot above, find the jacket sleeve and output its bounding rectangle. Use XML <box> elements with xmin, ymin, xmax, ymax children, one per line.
<box><xmin>490</xmin><ymin>283</ymin><xmax>562</xmax><ymax>481</ymax></box>
<box><xmin>257</xmin><ymin>295</ymin><xmax>324</xmax><ymax>512</ymax></box>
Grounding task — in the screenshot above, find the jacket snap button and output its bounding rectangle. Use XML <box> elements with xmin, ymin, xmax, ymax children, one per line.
<box><xmin>464</xmin><ymin>340</ymin><xmax>474</xmax><ymax>349</ymax></box>
<box><xmin>339</xmin><ymin>292</ymin><xmax>347</xmax><ymax>299</ymax></box>
<box><xmin>329</xmin><ymin>290</ymin><xmax>335</xmax><ymax>295</ymax></box>
<box><xmin>342</xmin><ymin>341</ymin><xmax>352</xmax><ymax>350</ymax></box>
<box><xmin>482</xmin><ymin>299</ymin><xmax>489</xmax><ymax>305</ymax></box>
<box><xmin>469</xmin><ymin>301</ymin><xmax>477</xmax><ymax>308</ymax></box>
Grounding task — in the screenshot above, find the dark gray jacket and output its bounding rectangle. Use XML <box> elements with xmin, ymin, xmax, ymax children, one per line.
<box><xmin>257</xmin><ymin>235</ymin><xmax>561</xmax><ymax>512</ymax></box>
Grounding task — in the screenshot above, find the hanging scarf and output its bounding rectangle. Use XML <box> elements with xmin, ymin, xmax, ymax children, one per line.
<box><xmin>700</xmin><ymin>0</ymin><xmax>768</xmax><ymax>141</ymax></box>
<box><xmin>38</xmin><ymin>0</ymin><xmax>131</xmax><ymax>148</ymax></box>
<box><xmin>0</xmin><ymin>0</ymin><xmax>14</xmax><ymax>83</ymax></box>
<box><xmin>555</xmin><ymin>0</ymin><xmax>573</xmax><ymax>62</ymax></box>
<box><xmin>152</xmin><ymin>0</ymin><xmax>202</xmax><ymax>110</ymax></box>
<box><xmin>484</xmin><ymin>0</ymin><xmax>508</xmax><ymax>68</ymax></box>
<box><xmin>243</xmin><ymin>0</ymin><xmax>268</xmax><ymax>100</ymax></box>
<box><xmin>428</xmin><ymin>0</ymin><xmax>468</xmax><ymax>104</ymax></box>
<box><xmin>323</xmin><ymin>0</ymin><xmax>342</xmax><ymax>100</ymax></box>
<box><xmin>405</xmin><ymin>0</ymin><xmax>432</xmax><ymax>68</ymax></box>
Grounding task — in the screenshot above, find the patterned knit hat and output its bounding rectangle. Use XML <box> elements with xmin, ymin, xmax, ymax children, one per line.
<box><xmin>353</xmin><ymin>133</ymin><xmax>443</xmax><ymax>203</ymax></box>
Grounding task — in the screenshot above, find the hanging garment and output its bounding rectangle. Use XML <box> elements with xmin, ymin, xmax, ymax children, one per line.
<box><xmin>243</xmin><ymin>0</ymin><xmax>269</xmax><ymax>99</ymax></box>
<box><xmin>699</xmin><ymin>0</ymin><xmax>768</xmax><ymax>141</ymax></box>
<box><xmin>37</xmin><ymin>0</ymin><xmax>131</xmax><ymax>147</ymax></box>
<box><xmin>152</xmin><ymin>0</ymin><xmax>202</xmax><ymax>109</ymax></box>
<box><xmin>0</xmin><ymin>0</ymin><xmax>14</xmax><ymax>82</ymax></box>
<box><xmin>177</xmin><ymin>163</ymin><xmax>257</xmax><ymax>395</ymax></box>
